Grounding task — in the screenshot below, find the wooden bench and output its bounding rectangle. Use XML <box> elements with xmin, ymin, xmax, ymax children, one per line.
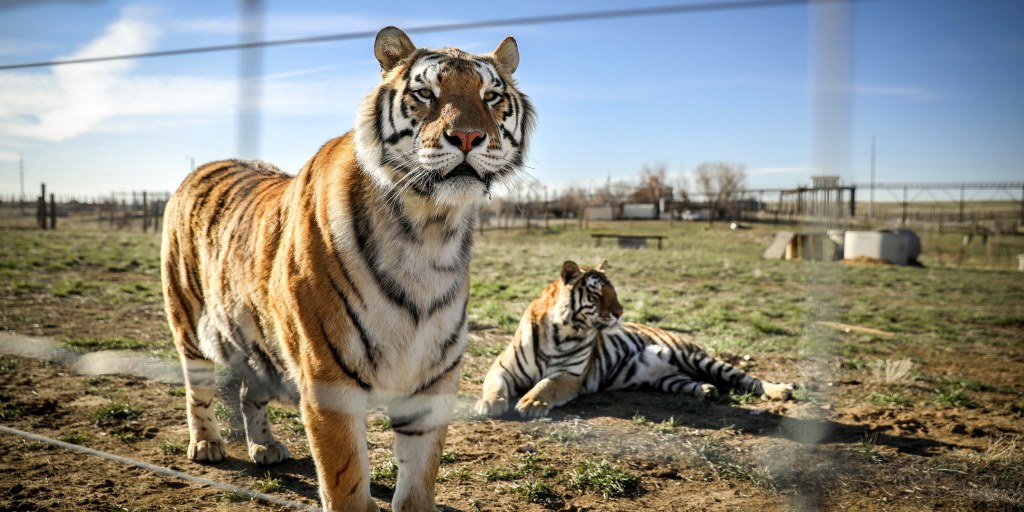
<box><xmin>591</xmin><ymin>234</ymin><xmax>665</xmax><ymax>250</ymax></box>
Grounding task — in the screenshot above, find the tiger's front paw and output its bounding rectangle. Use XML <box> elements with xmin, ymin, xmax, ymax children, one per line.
<box><xmin>249</xmin><ymin>440</ymin><xmax>291</xmax><ymax>465</ymax></box>
<box><xmin>515</xmin><ymin>394</ymin><xmax>553</xmax><ymax>419</ymax></box>
<box><xmin>474</xmin><ymin>397</ymin><xmax>508</xmax><ymax>417</ymax></box>
<box><xmin>188</xmin><ymin>439</ymin><xmax>227</xmax><ymax>463</ymax></box>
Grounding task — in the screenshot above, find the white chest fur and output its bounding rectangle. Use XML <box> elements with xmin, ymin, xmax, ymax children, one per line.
<box><xmin>327</xmin><ymin>193</ymin><xmax>473</xmax><ymax>399</ymax></box>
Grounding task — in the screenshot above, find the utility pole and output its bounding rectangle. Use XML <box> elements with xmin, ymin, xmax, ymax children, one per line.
<box><xmin>869</xmin><ymin>136</ymin><xmax>875</xmax><ymax>219</ymax></box>
<box><xmin>237</xmin><ymin>0</ymin><xmax>264</xmax><ymax>159</ymax></box>
<box><xmin>19</xmin><ymin>156</ymin><xmax>25</xmax><ymax>215</ymax></box>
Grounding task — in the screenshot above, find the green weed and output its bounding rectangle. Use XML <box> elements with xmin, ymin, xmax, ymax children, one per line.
<box><xmin>94</xmin><ymin>398</ymin><xmax>142</xmax><ymax>423</ymax></box>
<box><xmin>0</xmin><ymin>403</ymin><xmax>22</xmax><ymax>420</ymax></box>
<box><xmin>482</xmin><ymin>453</ymin><xmax>557</xmax><ymax>482</ymax></box>
<box><xmin>213</xmin><ymin>491</ymin><xmax>248</xmax><ymax>503</ymax></box>
<box><xmin>730</xmin><ymin>390</ymin><xmax>761</xmax><ymax>405</ymax></box>
<box><xmin>371</xmin><ymin>458</ymin><xmax>399</xmax><ymax>487</ymax></box>
<box><xmin>56</xmin><ymin>429</ymin><xmax>90</xmax><ymax>445</ymax></box>
<box><xmin>858</xmin><ymin>431</ymin><xmax>890</xmax><ymax>464</ymax></box>
<box><xmin>934</xmin><ymin>386</ymin><xmax>975</xmax><ymax>408</ymax></box>
<box><xmin>868</xmin><ymin>391</ymin><xmax>910</xmax><ymax>406</ymax></box>
<box><xmin>438</xmin><ymin>467</ymin><xmax>472</xmax><ymax>483</ymax></box>
<box><xmin>508</xmin><ymin>480</ymin><xmax>562</xmax><ymax>506</ymax></box>
<box><xmin>160</xmin><ymin>440</ymin><xmax>186</xmax><ymax>456</ymax></box>
<box><xmin>568</xmin><ymin>459</ymin><xmax>641</xmax><ymax>499</ymax></box>
<box><xmin>252</xmin><ymin>472</ymin><xmax>284</xmax><ymax>493</ymax></box>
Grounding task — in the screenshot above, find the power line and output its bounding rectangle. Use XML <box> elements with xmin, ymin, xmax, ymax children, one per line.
<box><xmin>0</xmin><ymin>0</ymin><xmax>872</xmax><ymax>71</ymax></box>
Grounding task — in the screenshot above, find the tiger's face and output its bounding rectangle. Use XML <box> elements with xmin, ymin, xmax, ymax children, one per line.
<box><xmin>355</xmin><ymin>27</ymin><xmax>535</xmax><ymax>207</ymax></box>
<box><xmin>559</xmin><ymin>260</ymin><xmax>624</xmax><ymax>331</ymax></box>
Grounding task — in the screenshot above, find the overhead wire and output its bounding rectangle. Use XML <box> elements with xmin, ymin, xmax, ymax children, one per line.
<box><xmin>0</xmin><ymin>0</ymin><xmax>875</xmax><ymax>70</ymax></box>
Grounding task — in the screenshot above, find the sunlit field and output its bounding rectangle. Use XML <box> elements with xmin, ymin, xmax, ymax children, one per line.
<box><xmin>1</xmin><ymin>220</ymin><xmax>1022</xmax><ymax>511</ymax></box>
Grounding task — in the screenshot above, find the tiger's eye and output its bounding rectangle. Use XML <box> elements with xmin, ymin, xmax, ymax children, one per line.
<box><xmin>483</xmin><ymin>91</ymin><xmax>499</xmax><ymax>102</ymax></box>
<box><xmin>414</xmin><ymin>89</ymin><xmax>434</xmax><ymax>100</ymax></box>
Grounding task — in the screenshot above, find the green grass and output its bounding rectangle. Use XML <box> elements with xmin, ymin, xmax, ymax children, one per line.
<box><xmin>94</xmin><ymin>398</ymin><xmax>143</xmax><ymax>423</ymax></box>
<box><xmin>685</xmin><ymin>435</ymin><xmax>776</xmax><ymax>489</ymax></box>
<box><xmin>160</xmin><ymin>439</ymin><xmax>186</xmax><ymax>456</ymax></box>
<box><xmin>0</xmin><ymin>357</ymin><xmax>15</xmax><ymax>375</ymax></box>
<box><xmin>66</xmin><ymin>337</ymin><xmax>147</xmax><ymax>351</ymax></box>
<box><xmin>508</xmin><ymin>481</ymin><xmax>562</xmax><ymax>506</ymax></box>
<box><xmin>868</xmin><ymin>391</ymin><xmax>910</xmax><ymax>406</ymax></box>
<box><xmin>934</xmin><ymin>386</ymin><xmax>975</xmax><ymax>408</ymax></box>
<box><xmin>482</xmin><ymin>453</ymin><xmax>558</xmax><ymax>482</ymax></box>
<box><xmin>213</xmin><ymin>491</ymin><xmax>248</xmax><ymax>503</ymax></box>
<box><xmin>730</xmin><ymin>390</ymin><xmax>761</xmax><ymax>405</ymax></box>
<box><xmin>371</xmin><ymin>458</ymin><xmax>399</xmax><ymax>488</ymax></box>
<box><xmin>56</xmin><ymin>429</ymin><xmax>90</xmax><ymax>445</ymax></box>
<box><xmin>252</xmin><ymin>472</ymin><xmax>284</xmax><ymax>493</ymax></box>
<box><xmin>438</xmin><ymin>467</ymin><xmax>472</xmax><ymax>483</ymax></box>
<box><xmin>858</xmin><ymin>431</ymin><xmax>891</xmax><ymax>464</ymax></box>
<box><xmin>0</xmin><ymin>402</ymin><xmax>22</xmax><ymax>420</ymax></box>
<box><xmin>567</xmin><ymin>459</ymin><xmax>641</xmax><ymax>499</ymax></box>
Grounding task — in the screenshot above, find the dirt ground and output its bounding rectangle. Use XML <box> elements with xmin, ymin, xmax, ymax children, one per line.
<box><xmin>1</xmin><ymin>232</ymin><xmax>1023</xmax><ymax>511</ymax></box>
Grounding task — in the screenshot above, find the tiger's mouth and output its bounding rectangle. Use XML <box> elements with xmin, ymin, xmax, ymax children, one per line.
<box><xmin>443</xmin><ymin>163</ymin><xmax>483</xmax><ymax>182</ymax></box>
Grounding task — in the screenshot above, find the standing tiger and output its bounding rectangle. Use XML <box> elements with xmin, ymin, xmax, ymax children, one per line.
<box><xmin>161</xmin><ymin>27</ymin><xmax>534</xmax><ymax>512</ymax></box>
<box><xmin>474</xmin><ymin>261</ymin><xmax>793</xmax><ymax>418</ymax></box>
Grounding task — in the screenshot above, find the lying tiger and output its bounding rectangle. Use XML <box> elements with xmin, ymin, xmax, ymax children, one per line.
<box><xmin>474</xmin><ymin>261</ymin><xmax>793</xmax><ymax>418</ymax></box>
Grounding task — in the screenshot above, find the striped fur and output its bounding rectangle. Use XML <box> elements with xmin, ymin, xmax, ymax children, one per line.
<box><xmin>161</xmin><ymin>27</ymin><xmax>533</xmax><ymax>512</ymax></box>
<box><xmin>475</xmin><ymin>261</ymin><xmax>793</xmax><ymax>418</ymax></box>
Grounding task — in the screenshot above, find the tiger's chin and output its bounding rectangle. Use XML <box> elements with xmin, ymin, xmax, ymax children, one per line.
<box><xmin>432</xmin><ymin>164</ymin><xmax>490</xmax><ymax>207</ymax></box>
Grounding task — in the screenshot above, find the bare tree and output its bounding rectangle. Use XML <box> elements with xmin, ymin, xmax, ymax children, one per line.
<box><xmin>695</xmin><ymin>161</ymin><xmax>747</xmax><ymax>224</ymax></box>
<box><xmin>672</xmin><ymin>172</ymin><xmax>690</xmax><ymax>204</ymax></box>
<box><xmin>635</xmin><ymin>162</ymin><xmax>670</xmax><ymax>205</ymax></box>
<box><xmin>553</xmin><ymin>186</ymin><xmax>588</xmax><ymax>217</ymax></box>
<box><xmin>592</xmin><ymin>176</ymin><xmax>634</xmax><ymax>206</ymax></box>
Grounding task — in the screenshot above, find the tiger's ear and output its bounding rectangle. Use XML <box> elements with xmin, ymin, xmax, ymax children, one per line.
<box><xmin>561</xmin><ymin>261</ymin><xmax>580</xmax><ymax>283</ymax></box>
<box><xmin>595</xmin><ymin>260</ymin><xmax>609</xmax><ymax>272</ymax></box>
<box><xmin>375</xmin><ymin>26</ymin><xmax>417</xmax><ymax>73</ymax></box>
<box><xmin>491</xmin><ymin>36</ymin><xmax>519</xmax><ymax>74</ymax></box>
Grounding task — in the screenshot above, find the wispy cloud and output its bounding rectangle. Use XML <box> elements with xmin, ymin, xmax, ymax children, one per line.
<box><xmin>0</xmin><ymin>6</ymin><xmax>160</xmax><ymax>141</ymax></box>
<box><xmin>0</xmin><ymin>8</ymin><xmax>378</xmax><ymax>143</ymax></box>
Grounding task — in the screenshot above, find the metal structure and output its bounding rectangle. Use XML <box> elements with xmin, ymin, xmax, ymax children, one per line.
<box><xmin>739</xmin><ymin>181</ymin><xmax>1024</xmax><ymax>225</ymax></box>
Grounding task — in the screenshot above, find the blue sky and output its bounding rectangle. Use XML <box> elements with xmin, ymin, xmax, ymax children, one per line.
<box><xmin>0</xmin><ymin>0</ymin><xmax>1021</xmax><ymax>199</ymax></box>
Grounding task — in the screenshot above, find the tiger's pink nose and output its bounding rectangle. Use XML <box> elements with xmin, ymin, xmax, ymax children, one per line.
<box><xmin>445</xmin><ymin>130</ymin><xmax>485</xmax><ymax>153</ymax></box>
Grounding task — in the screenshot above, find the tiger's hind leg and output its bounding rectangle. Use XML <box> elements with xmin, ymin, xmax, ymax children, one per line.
<box><xmin>685</xmin><ymin>347</ymin><xmax>793</xmax><ymax>400</ymax></box>
<box><xmin>655</xmin><ymin>372</ymin><xmax>719</xmax><ymax>400</ymax></box>
<box><xmin>240</xmin><ymin>380</ymin><xmax>290</xmax><ymax>464</ymax></box>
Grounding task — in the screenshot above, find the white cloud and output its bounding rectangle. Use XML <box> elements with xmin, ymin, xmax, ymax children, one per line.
<box><xmin>0</xmin><ymin>149</ymin><xmax>20</xmax><ymax>162</ymax></box>
<box><xmin>0</xmin><ymin>7</ymin><xmax>160</xmax><ymax>141</ymax></box>
<box><xmin>0</xmin><ymin>8</ymin><xmax>380</xmax><ymax>144</ymax></box>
